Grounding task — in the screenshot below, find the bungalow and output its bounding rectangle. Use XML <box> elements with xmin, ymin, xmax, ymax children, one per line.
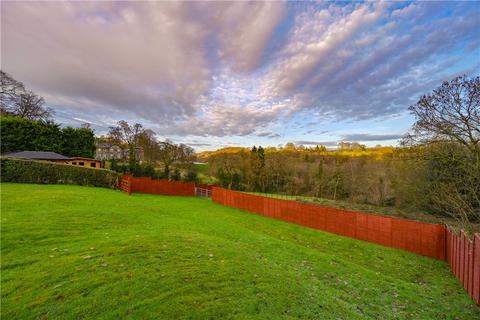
<box><xmin>2</xmin><ymin>151</ymin><xmax>102</xmax><ymax>169</ymax></box>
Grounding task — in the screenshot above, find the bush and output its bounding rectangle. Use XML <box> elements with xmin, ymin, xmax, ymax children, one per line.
<box><xmin>183</xmin><ymin>170</ymin><xmax>198</xmax><ymax>183</ymax></box>
<box><xmin>0</xmin><ymin>157</ymin><xmax>120</xmax><ymax>188</ymax></box>
<box><xmin>110</xmin><ymin>160</ymin><xmax>163</xmax><ymax>179</ymax></box>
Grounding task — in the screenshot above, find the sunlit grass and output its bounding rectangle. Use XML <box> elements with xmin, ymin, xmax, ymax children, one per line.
<box><xmin>1</xmin><ymin>183</ymin><xmax>478</xmax><ymax>319</ymax></box>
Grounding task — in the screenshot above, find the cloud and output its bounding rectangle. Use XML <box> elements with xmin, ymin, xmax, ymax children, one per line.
<box><xmin>341</xmin><ymin>133</ymin><xmax>405</xmax><ymax>141</ymax></box>
<box><xmin>2</xmin><ymin>1</ymin><xmax>478</xmax><ymax>142</ymax></box>
<box><xmin>293</xmin><ymin>140</ymin><xmax>338</xmax><ymax>147</ymax></box>
<box><xmin>2</xmin><ymin>2</ymin><xmax>211</xmax><ymax>122</ymax></box>
<box><xmin>206</xmin><ymin>2</ymin><xmax>286</xmax><ymax>71</ymax></box>
<box><xmin>261</xmin><ymin>2</ymin><xmax>388</xmax><ymax>99</ymax></box>
<box><xmin>186</xmin><ymin>143</ymin><xmax>212</xmax><ymax>147</ymax></box>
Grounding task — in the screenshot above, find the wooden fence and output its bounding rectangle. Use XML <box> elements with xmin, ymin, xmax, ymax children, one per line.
<box><xmin>119</xmin><ymin>175</ymin><xmax>195</xmax><ymax>196</ymax></box>
<box><xmin>119</xmin><ymin>175</ymin><xmax>132</xmax><ymax>194</ymax></box>
<box><xmin>447</xmin><ymin>229</ymin><xmax>480</xmax><ymax>304</ymax></box>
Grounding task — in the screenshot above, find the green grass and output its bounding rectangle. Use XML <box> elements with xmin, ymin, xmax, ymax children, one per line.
<box><xmin>192</xmin><ymin>163</ymin><xmax>209</xmax><ymax>173</ymax></box>
<box><xmin>1</xmin><ymin>183</ymin><xmax>478</xmax><ymax>319</ymax></box>
<box><xmin>192</xmin><ymin>163</ymin><xmax>218</xmax><ymax>184</ymax></box>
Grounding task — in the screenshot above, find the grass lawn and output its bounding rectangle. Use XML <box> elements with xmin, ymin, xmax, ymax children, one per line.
<box><xmin>1</xmin><ymin>183</ymin><xmax>478</xmax><ymax>319</ymax></box>
<box><xmin>192</xmin><ymin>163</ymin><xmax>209</xmax><ymax>173</ymax></box>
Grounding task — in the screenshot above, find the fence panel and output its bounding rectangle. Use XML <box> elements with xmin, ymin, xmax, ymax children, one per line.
<box><xmin>446</xmin><ymin>230</ymin><xmax>480</xmax><ymax>305</ymax></box>
<box><xmin>473</xmin><ymin>235</ymin><xmax>480</xmax><ymax>303</ymax></box>
<box><xmin>119</xmin><ymin>175</ymin><xmax>195</xmax><ymax>196</ymax></box>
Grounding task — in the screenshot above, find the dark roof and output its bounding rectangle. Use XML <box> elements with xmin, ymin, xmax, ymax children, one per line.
<box><xmin>2</xmin><ymin>151</ymin><xmax>71</xmax><ymax>160</ymax></box>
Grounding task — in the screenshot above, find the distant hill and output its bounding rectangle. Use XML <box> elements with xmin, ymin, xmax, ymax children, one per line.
<box><xmin>196</xmin><ymin>147</ymin><xmax>249</xmax><ymax>160</ymax></box>
<box><xmin>196</xmin><ymin>145</ymin><xmax>396</xmax><ymax>160</ymax></box>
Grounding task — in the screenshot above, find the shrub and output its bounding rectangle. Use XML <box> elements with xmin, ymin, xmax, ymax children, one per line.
<box><xmin>0</xmin><ymin>157</ymin><xmax>120</xmax><ymax>188</ymax></box>
<box><xmin>183</xmin><ymin>170</ymin><xmax>198</xmax><ymax>183</ymax></box>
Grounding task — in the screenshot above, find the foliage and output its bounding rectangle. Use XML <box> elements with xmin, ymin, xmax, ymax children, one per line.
<box><xmin>0</xmin><ymin>115</ymin><xmax>63</xmax><ymax>154</ymax></box>
<box><xmin>0</xmin><ymin>115</ymin><xmax>96</xmax><ymax>157</ymax></box>
<box><xmin>207</xmin><ymin>143</ymin><xmax>479</xmax><ymax>225</ymax></box>
<box><xmin>1</xmin><ymin>184</ymin><xmax>478</xmax><ymax>319</ymax></box>
<box><xmin>168</xmin><ymin>167</ymin><xmax>181</xmax><ymax>181</ymax></box>
<box><xmin>110</xmin><ymin>159</ymin><xmax>162</xmax><ymax>179</ymax></box>
<box><xmin>182</xmin><ymin>170</ymin><xmax>198</xmax><ymax>183</ymax></box>
<box><xmin>196</xmin><ymin>144</ymin><xmax>395</xmax><ymax>161</ymax></box>
<box><xmin>0</xmin><ymin>158</ymin><xmax>119</xmax><ymax>188</ymax></box>
<box><xmin>61</xmin><ymin>126</ymin><xmax>96</xmax><ymax>158</ymax></box>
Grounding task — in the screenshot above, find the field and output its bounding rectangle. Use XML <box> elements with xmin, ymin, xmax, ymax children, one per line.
<box><xmin>1</xmin><ymin>184</ymin><xmax>479</xmax><ymax>319</ymax></box>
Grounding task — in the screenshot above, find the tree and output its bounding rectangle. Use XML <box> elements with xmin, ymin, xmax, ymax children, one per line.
<box><xmin>0</xmin><ymin>71</ymin><xmax>53</xmax><ymax>121</ymax></box>
<box><xmin>137</xmin><ymin>129</ymin><xmax>158</xmax><ymax>163</ymax></box>
<box><xmin>404</xmin><ymin>75</ymin><xmax>480</xmax><ymax>228</ymax></box>
<box><xmin>0</xmin><ymin>115</ymin><xmax>96</xmax><ymax>157</ymax></box>
<box><xmin>14</xmin><ymin>92</ymin><xmax>53</xmax><ymax>121</ymax></box>
<box><xmin>61</xmin><ymin>127</ymin><xmax>96</xmax><ymax>158</ymax></box>
<box><xmin>108</xmin><ymin>120</ymin><xmax>145</xmax><ymax>147</ymax></box>
<box><xmin>209</xmin><ymin>153</ymin><xmax>244</xmax><ymax>189</ymax></box>
<box><xmin>0</xmin><ymin>115</ymin><xmax>63</xmax><ymax>153</ymax></box>
<box><xmin>158</xmin><ymin>140</ymin><xmax>194</xmax><ymax>176</ymax></box>
<box><xmin>1</xmin><ymin>70</ymin><xmax>25</xmax><ymax>110</ymax></box>
<box><xmin>108</xmin><ymin>121</ymin><xmax>145</xmax><ymax>170</ymax></box>
<box><xmin>405</xmin><ymin>75</ymin><xmax>479</xmax><ymax>159</ymax></box>
<box><xmin>250</xmin><ymin>145</ymin><xmax>266</xmax><ymax>191</ymax></box>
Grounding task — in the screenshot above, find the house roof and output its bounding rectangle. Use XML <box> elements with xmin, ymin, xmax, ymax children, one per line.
<box><xmin>2</xmin><ymin>151</ymin><xmax>71</xmax><ymax>160</ymax></box>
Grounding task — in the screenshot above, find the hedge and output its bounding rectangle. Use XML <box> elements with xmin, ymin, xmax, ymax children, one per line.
<box><xmin>0</xmin><ymin>157</ymin><xmax>120</xmax><ymax>188</ymax></box>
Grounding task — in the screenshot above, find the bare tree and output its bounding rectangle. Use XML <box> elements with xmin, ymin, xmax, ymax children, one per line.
<box><xmin>404</xmin><ymin>75</ymin><xmax>480</xmax><ymax>159</ymax></box>
<box><xmin>1</xmin><ymin>70</ymin><xmax>25</xmax><ymax>110</ymax></box>
<box><xmin>108</xmin><ymin>121</ymin><xmax>144</xmax><ymax>147</ymax></box>
<box><xmin>108</xmin><ymin>121</ymin><xmax>145</xmax><ymax>165</ymax></box>
<box><xmin>0</xmin><ymin>70</ymin><xmax>53</xmax><ymax>120</ymax></box>
<box><xmin>158</xmin><ymin>140</ymin><xmax>194</xmax><ymax>176</ymax></box>
<box><xmin>137</xmin><ymin>129</ymin><xmax>159</xmax><ymax>163</ymax></box>
<box><xmin>404</xmin><ymin>75</ymin><xmax>480</xmax><ymax>230</ymax></box>
<box><xmin>13</xmin><ymin>92</ymin><xmax>53</xmax><ymax>120</ymax></box>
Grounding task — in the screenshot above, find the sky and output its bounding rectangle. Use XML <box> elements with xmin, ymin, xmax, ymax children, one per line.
<box><xmin>2</xmin><ymin>1</ymin><xmax>479</xmax><ymax>151</ymax></box>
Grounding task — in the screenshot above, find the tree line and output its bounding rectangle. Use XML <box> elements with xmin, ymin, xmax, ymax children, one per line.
<box><xmin>208</xmin><ymin>76</ymin><xmax>479</xmax><ymax>229</ymax></box>
<box><xmin>104</xmin><ymin>120</ymin><xmax>195</xmax><ymax>180</ymax></box>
